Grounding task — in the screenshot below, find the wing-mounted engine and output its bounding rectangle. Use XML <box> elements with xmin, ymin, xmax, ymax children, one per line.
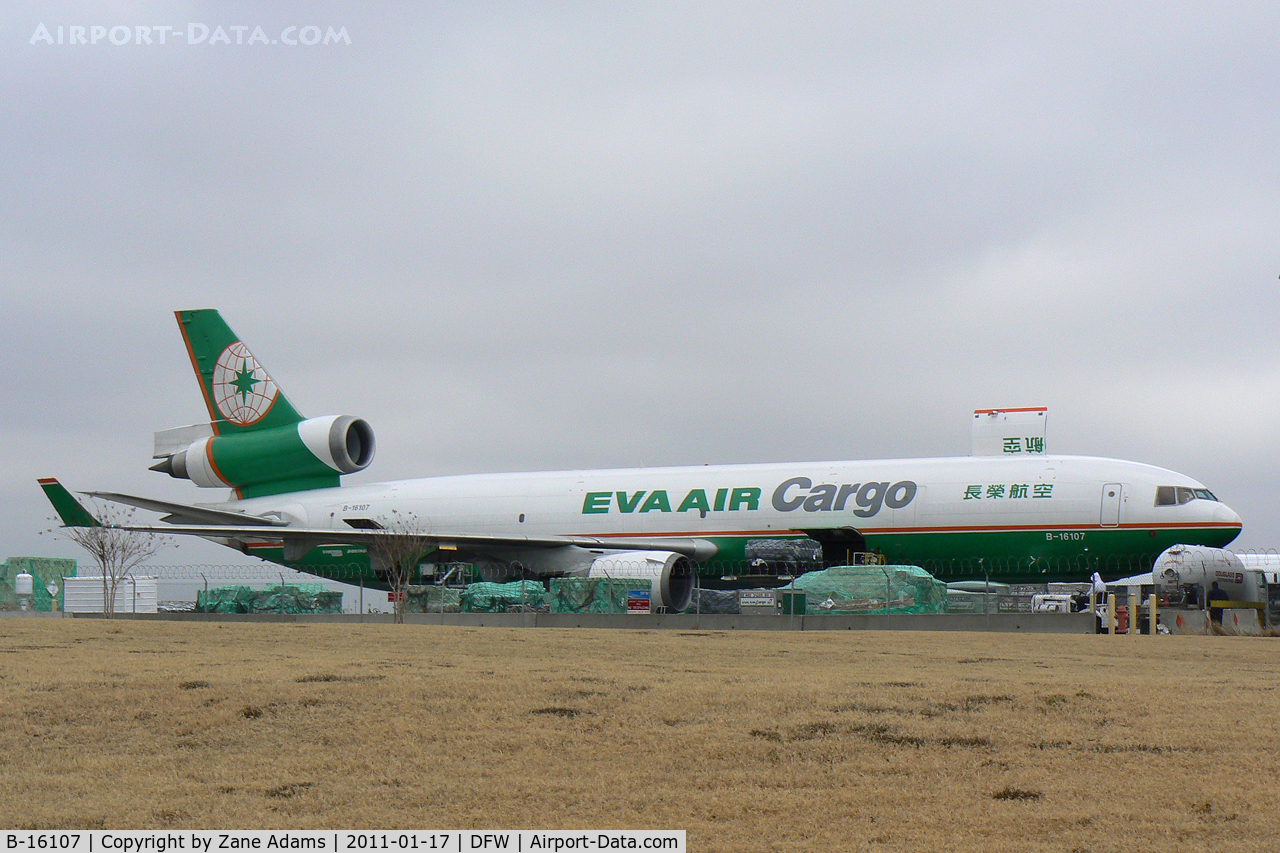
<box><xmin>587</xmin><ymin>550</ymin><xmax>695</xmax><ymax>612</ymax></box>
<box><xmin>150</xmin><ymin>415</ymin><xmax>375</xmax><ymax>498</ymax></box>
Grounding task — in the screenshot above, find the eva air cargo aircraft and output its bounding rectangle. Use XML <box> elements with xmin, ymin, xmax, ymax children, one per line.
<box><xmin>41</xmin><ymin>310</ymin><xmax>1242</xmax><ymax>611</ymax></box>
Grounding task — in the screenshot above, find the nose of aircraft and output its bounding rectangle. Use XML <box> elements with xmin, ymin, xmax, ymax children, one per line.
<box><xmin>1215</xmin><ymin>502</ymin><xmax>1243</xmax><ymax>533</ymax></box>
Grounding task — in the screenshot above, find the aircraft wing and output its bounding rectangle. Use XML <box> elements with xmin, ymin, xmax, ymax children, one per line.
<box><xmin>115</xmin><ymin>522</ymin><xmax>719</xmax><ymax>561</ymax></box>
<box><xmin>84</xmin><ymin>491</ymin><xmax>288</xmax><ymax>527</ymax></box>
<box><xmin>47</xmin><ymin>482</ymin><xmax>719</xmax><ymax>561</ymax></box>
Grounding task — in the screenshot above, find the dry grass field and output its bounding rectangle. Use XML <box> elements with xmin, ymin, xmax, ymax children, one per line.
<box><xmin>0</xmin><ymin>619</ymin><xmax>1276</xmax><ymax>851</ymax></box>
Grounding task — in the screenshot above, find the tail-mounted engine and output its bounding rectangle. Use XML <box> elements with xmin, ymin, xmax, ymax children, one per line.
<box><xmin>151</xmin><ymin>415</ymin><xmax>375</xmax><ymax>498</ymax></box>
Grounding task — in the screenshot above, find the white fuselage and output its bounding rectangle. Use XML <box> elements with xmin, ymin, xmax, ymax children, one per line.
<box><xmin>224</xmin><ymin>454</ymin><xmax>1241</xmax><ymax>582</ymax></box>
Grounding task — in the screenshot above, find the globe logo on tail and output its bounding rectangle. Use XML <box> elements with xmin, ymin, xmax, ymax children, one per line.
<box><xmin>211</xmin><ymin>342</ymin><xmax>279</xmax><ymax>425</ymax></box>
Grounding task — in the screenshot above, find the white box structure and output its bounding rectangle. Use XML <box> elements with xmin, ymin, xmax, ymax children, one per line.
<box><xmin>972</xmin><ymin>407</ymin><xmax>1047</xmax><ymax>456</ymax></box>
<box><xmin>62</xmin><ymin>576</ymin><xmax>159</xmax><ymax>614</ymax></box>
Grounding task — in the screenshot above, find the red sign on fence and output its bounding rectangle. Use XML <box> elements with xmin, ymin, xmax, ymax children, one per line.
<box><xmin>387</xmin><ymin>591</ymin><xmax>405</xmax><ymax>602</ymax></box>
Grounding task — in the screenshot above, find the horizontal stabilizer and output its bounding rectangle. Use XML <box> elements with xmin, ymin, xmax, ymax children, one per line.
<box><xmin>153</xmin><ymin>423</ymin><xmax>215</xmax><ymax>459</ymax></box>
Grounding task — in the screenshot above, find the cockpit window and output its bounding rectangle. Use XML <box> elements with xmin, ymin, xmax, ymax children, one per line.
<box><xmin>1155</xmin><ymin>486</ymin><xmax>1218</xmax><ymax>506</ymax></box>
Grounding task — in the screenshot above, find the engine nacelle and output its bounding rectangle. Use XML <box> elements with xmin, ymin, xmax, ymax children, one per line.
<box><xmin>153</xmin><ymin>415</ymin><xmax>375</xmax><ymax>498</ymax></box>
<box><xmin>587</xmin><ymin>550</ymin><xmax>695</xmax><ymax>612</ymax></box>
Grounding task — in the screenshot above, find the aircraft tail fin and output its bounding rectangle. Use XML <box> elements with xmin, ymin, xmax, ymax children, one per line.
<box><xmin>38</xmin><ymin>478</ymin><xmax>101</xmax><ymax>528</ymax></box>
<box><xmin>156</xmin><ymin>311</ymin><xmax>374</xmax><ymax>499</ymax></box>
<box><xmin>175</xmin><ymin>309</ymin><xmax>304</xmax><ymax>434</ymax></box>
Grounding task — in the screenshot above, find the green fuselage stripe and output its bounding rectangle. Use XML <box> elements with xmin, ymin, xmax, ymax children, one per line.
<box><xmin>247</xmin><ymin>522</ymin><xmax>1239</xmax><ymax>589</ymax></box>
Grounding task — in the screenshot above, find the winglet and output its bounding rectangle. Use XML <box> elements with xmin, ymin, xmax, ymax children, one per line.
<box><xmin>38</xmin><ymin>478</ymin><xmax>101</xmax><ymax>528</ymax></box>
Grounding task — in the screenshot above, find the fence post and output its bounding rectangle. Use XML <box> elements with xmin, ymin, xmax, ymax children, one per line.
<box><xmin>1148</xmin><ymin>593</ymin><xmax>1158</xmax><ymax>635</ymax></box>
<box><xmin>439</xmin><ymin>566</ymin><xmax>447</xmax><ymax>623</ymax></box>
<box><xmin>983</xmin><ymin>562</ymin><xmax>990</xmax><ymax>631</ymax></box>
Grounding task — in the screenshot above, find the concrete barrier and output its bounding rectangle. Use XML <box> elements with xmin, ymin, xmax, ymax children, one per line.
<box><xmin>80</xmin><ymin>610</ymin><xmax>1096</xmax><ymax>632</ymax></box>
<box><xmin>1168</xmin><ymin>610</ymin><xmax>1207</xmax><ymax>635</ymax></box>
<box><xmin>1221</xmin><ymin>608</ymin><xmax>1261</xmax><ymax>635</ymax></box>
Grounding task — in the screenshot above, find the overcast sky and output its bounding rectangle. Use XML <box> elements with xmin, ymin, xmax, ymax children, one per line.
<box><xmin>4</xmin><ymin>2</ymin><xmax>1278</xmax><ymax>573</ymax></box>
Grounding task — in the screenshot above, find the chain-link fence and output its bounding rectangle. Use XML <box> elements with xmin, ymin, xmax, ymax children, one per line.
<box><xmin>26</xmin><ymin>541</ymin><xmax>1278</xmax><ymax>615</ymax></box>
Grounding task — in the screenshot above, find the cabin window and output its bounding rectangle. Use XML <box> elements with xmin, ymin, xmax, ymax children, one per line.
<box><xmin>1155</xmin><ymin>486</ymin><xmax>1175</xmax><ymax>506</ymax></box>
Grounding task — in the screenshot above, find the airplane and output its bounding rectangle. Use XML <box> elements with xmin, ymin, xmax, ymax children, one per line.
<box><xmin>40</xmin><ymin>309</ymin><xmax>1243</xmax><ymax>611</ymax></box>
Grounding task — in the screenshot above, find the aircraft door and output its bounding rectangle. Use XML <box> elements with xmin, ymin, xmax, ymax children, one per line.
<box><xmin>1100</xmin><ymin>483</ymin><xmax>1122</xmax><ymax>527</ymax></box>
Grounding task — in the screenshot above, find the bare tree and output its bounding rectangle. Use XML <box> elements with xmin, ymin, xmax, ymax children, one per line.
<box><xmin>366</xmin><ymin>510</ymin><xmax>435</xmax><ymax>623</ymax></box>
<box><xmin>55</xmin><ymin>501</ymin><xmax>171</xmax><ymax>618</ymax></box>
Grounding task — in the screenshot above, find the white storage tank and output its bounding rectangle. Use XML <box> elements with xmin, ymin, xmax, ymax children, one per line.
<box><xmin>62</xmin><ymin>576</ymin><xmax>158</xmax><ymax>614</ymax></box>
<box><xmin>1154</xmin><ymin>545</ymin><xmax>1243</xmax><ymax>587</ymax></box>
<box><xmin>14</xmin><ymin>572</ymin><xmax>34</xmax><ymax>611</ymax></box>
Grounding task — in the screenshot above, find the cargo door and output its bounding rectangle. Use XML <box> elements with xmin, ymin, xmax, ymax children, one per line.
<box><xmin>1100</xmin><ymin>483</ymin><xmax>1122</xmax><ymax>527</ymax></box>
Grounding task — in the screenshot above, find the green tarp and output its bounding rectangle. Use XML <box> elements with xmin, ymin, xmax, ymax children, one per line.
<box><xmin>549</xmin><ymin>578</ymin><xmax>649</xmax><ymax>614</ymax></box>
<box><xmin>786</xmin><ymin>565</ymin><xmax>948</xmax><ymax>614</ymax></box>
<box><xmin>195</xmin><ymin>583</ymin><xmax>342</xmax><ymax>614</ymax></box>
<box><xmin>413</xmin><ymin>579</ymin><xmax>649</xmax><ymax>614</ymax></box>
<box><xmin>460</xmin><ymin>580</ymin><xmax>546</xmax><ymax>612</ymax></box>
<box><xmin>0</xmin><ymin>557</ymin><xmax>77</xmax><ymax>612</ymax></box>
<box><xmin>406</xmin><ymin>585</ymin><xmax>462</xmax><ymax>613</ymax></box>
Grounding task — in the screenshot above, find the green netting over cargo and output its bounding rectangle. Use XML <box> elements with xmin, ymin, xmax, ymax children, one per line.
<box><xmin>0</xmin><ymin>557</ymin><xmax>77</xmax><ymax>612</ymax></box>
<box><xmin>406</xmin><ymin>585</ymin><xmax>462</xmax><ymax>613</ymax></box>
<box><xmin>195</xmin><ymin>584</ymin><xmax>342</xmax><ymax>614</ymax></box>
<box><xmin>786</xmin><ymin>565</ymin><xmax>948</xmax><ymax>614</ymax></box>
<box><xmin>550</xmin><ymin>578</ymin><xmax>649</xmax><ymax>613</ymax></box>
<box><xmin>460</xmin><ymin>581</ymin><xmax>546</xmax><ymax>612</ymax></box>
